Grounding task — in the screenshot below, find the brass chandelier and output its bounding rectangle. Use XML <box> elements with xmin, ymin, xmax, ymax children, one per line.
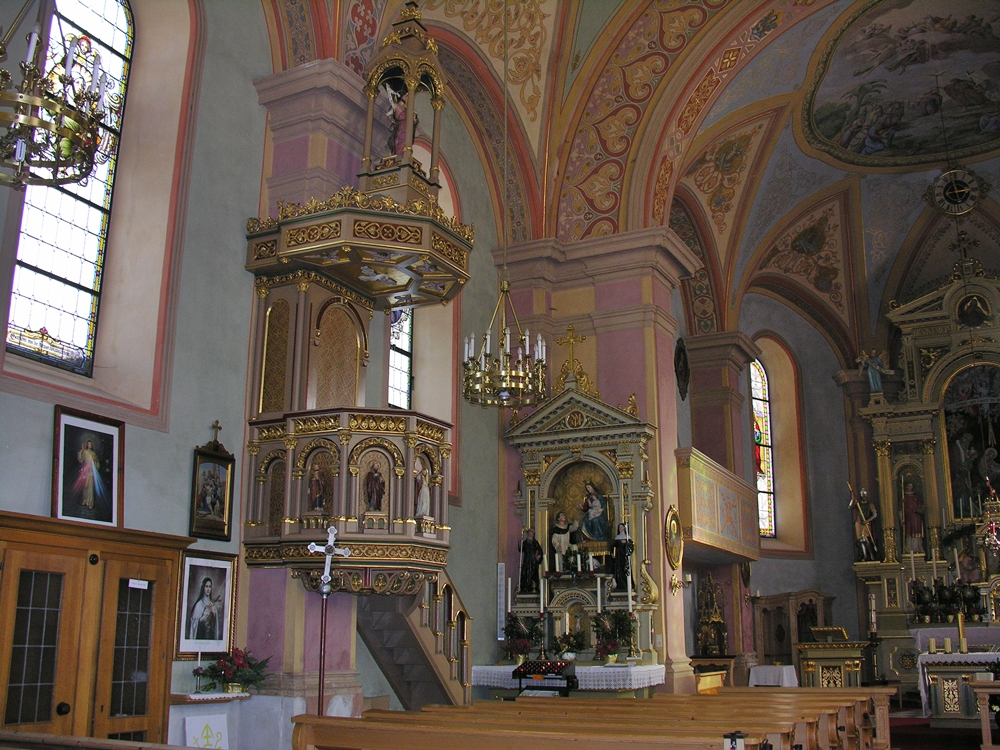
<box><xmin>0</xmin><ymin>1</ymin><xmax>111</xmax><ymax>188</ymax></box>
<box><xmin>461</xmin><ymin>0</ymin><xmax>547</xmax><ymax>409</ymax></box>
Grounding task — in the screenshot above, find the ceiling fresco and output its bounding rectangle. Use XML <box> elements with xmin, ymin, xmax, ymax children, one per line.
<box><xmin>802</xmin><ymin>0</ymin><xmax>1000</xmax><ymax>168</ymax></box>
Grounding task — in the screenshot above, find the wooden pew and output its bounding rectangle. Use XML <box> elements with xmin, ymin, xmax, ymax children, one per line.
<box><xmin>293</xmin><ymin>713</ymin><xmax>769</xmax><ymax>750</ymax></box>
<box><xmin>428</xmin><ymin>695</ymin><xmax>828</xmax><ymax>750</ymax></box>
<box><xmin>719</xmin><ymin>686</ymin><xmax>896</xmax><ymax>750</ymax></box>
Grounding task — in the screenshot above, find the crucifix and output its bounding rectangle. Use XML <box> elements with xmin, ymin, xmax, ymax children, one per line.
<box><xmin>210</xmin><ymin>420</ymin><xmax>222</xmax><ymax>446</ymax></box>
<box><xmin>948</xmin><ymin>230</ymin><xmax>979</xmax><ymax>260</ymax></box>
<box><xmin>556</xmin><ymin>326</ymin><xmax>586</xmax><ymax>368</ymax></box>
<box><xmin>307</xmin><ymin>526</ymin><xmax>350</xmax><ymax>715</ymax></box>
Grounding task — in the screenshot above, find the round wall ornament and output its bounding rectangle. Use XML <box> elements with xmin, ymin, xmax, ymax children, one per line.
<box><xmin>664</xmin><ymin>505</ymin><xmax>683</xmax><ymax>570</ymax></box>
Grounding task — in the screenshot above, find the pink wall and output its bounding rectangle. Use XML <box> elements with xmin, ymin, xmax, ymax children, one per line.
<box><xmin>246</xmin><ymin>567</ymin><xmax>289</xmax><ymax>667</ymax></box>
<box><xmin>272</xmin><ymin>135</ymin><xmax>309</xmax><ymax>176</ymax></box>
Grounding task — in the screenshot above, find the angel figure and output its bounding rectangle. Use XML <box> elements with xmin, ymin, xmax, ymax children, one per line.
<box><xmin>857</xmin><ymin>349</ymin><xmax>891</xmax><ymax>394</ymax></box>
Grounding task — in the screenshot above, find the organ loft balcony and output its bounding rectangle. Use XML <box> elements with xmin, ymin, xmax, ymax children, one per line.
<box><xmin>243</xmin><ymin>407</ymin><xmax>452</xmax><ymax>594</ymax></box>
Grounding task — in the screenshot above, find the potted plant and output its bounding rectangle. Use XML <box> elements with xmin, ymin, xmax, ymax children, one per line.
<box><xmin>555</xmin><ymin>630</ymin><xmax>586</xmax><ymax>659</ymax></box>
<box><xmin>595</xmin><ymin>639</ymin><xmax>621</xmax><ymax>664</ymax></box>
<box><xmin>193</xmin><ymin>647</ymin><xmax>271</xmax><ymax>693</ymax></box>
<box><xmin>502</xmin><ymin>613</ymin><xmax>543</xmax><ymax>663</ymax></box>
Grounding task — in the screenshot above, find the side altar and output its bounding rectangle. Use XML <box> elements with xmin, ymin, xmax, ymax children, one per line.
<box><xmin>850</xmin><ymin>256</ymin><xmax>1000</xmax><ymax>701</ymax></box>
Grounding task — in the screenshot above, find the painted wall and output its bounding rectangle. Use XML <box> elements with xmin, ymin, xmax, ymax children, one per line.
<box><xmin>739</xmin><ymin>293</ymin><xmax>859</xmax><ymax>637</ymax></box>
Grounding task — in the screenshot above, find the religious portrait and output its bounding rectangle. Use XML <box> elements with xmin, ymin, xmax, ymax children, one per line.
<box><xmin>358</xmin><ymin>449</ymin><xmax>390</xmax><ymax>515</ymax></box>
<box><xmin>189</xmin><ymin>438</ymin><xmax>235</xmax><ymax>541</ymax></box>
<box><xmin>547</xmin><ymin>462</ymin><xmax>615</xmax><ymax>549</ymax></box>
<box><xmin>896</xmin><ymin>466</ymin><xmax>926</xmax><ymax>556</ymax></box>
<box><xmin>803</xmin><ymin>0</ymin><xmax>1000</xmax><ymax>168</ymax></box>
<box><xmin>178</xmin><ymin>553</ymin><xmax>236</xmax><ymax>657</ymax></box>
<box><xmin>52</xmin><ymin>405</ymin><xmax>123</xmax><ymax>527</ymax></box>
<box><xmin>307</xmin><ymin>450</ymin><xmax>336</xmax><ymax>515</ymax></box>
<box><xmin>943</xmin><ymin>364</ymin><xmax>1000</xmax><ymax>518</ymax></box>
<box><xmin>957</xmin><ymin>293</ymin><xmax>991</xmax><ymax>328</ymax></box>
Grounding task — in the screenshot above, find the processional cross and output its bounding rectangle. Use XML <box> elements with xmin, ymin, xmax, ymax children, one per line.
<box><xmin>306</xmin><ymin>526</ymin><xmax>350</xmax><ymax>715</ymax></box>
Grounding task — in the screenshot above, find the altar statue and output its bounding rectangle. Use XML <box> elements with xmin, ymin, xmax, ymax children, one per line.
<box><xmin>901</xmin><ymin>482</ymin><xmax>925</xmax><ymax>554</ymax></box>
<box><xmin>849</xmin><ymin>485</ymin><xmax>879</xmax><ymax>562</ymax></box>
<box><xmin>612</xmin><ymin>523</ymin><xmax>634</xmax><ymax>592</ymax></box>
<box><xmin>518</xmin><ymin>528</ymin><xmax>543</xmax><ymax>594</ymax></box>
<box><xmin>549</xmin><ymin>511</ymin><xmax>579</xmax><ymax>572</ymax></box>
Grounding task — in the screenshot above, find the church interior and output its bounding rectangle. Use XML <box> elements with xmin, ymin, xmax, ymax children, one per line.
<box><xmin>2</xmin><ymin>0</ymin><xmax>1000</xmax><ymax>748</ymax></box>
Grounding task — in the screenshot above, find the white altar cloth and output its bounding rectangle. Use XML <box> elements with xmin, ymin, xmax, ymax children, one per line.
<box><xmin>472</xmin><ymin>664</ymin><xmax>665</xmax><ymax>691</ymax></box>
<box><xmin>918</xmin><ymin>652</ymin><xmax>998</xmax><ymax>717</ymax></box>
<box><xmin>748</xmin><ymin>664</ymin><xmax>798</xmax><ymax>687</ymax></box>
<box><xmin>909</xmin><ymin>626</ymin><xmax>1000</xmax><ymax>653</ymax></box>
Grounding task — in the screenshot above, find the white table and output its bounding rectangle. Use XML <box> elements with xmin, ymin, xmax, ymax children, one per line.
<box><xmin>748</xmin><ymin>664</ymin><xmax>798</xmax><ymax>687</ymax></box>
<box><xmin>472</xmin><ymin>664</ymin><xmax>665</xmax><ymax>692</ymax></box>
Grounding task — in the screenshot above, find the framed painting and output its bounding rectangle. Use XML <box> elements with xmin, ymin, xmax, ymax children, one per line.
<box><xmin>177</xmin><ymin>552</ymin><xmax>236</xmax><ymax>658</ymax></box>
<box><xmin>190</xmin><ymin>438</ymin><xmax>236</xmax><ymax>541</ymax></box>
<box><xmin>52</xmin><ymin>405</ymin><xmax>124</xmax><ymax>527</ymax></box>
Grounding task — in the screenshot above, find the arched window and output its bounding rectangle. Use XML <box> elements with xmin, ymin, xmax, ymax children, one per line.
<box><xmin>388</xmin><ymin>308</ymin><xmax>412</xmax><ymax>409</ymax></box>
<box><xmin>6</xmin><ymin>0</ymin><xmax>134</xmax><ymax>376</ymax></box>
<box><xmin>751</xmin><ymin>359</ymin><xmax>775</xmax><ymax>537</ymax></box>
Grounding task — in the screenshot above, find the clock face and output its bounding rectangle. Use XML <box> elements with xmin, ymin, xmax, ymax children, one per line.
<box><xmin>932</xmin><ymin>169</ymin><xmax>982</xmax><ymax>215</ymax></box>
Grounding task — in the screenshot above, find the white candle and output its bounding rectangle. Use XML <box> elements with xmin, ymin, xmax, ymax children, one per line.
<box><xmin>955</xmin><ymin>548</ymin><xmax>962</xmax><ymax>580</ymax></box>
<box><xmin>943</xmin><ymin>637</ymin><xmax>952</xmax><ymax>654</ymax></box>
<box><xmin>539</xmin><ymin>578</ymin><xmax>545</xmax><ymax>615</ymax></box>
<box><xmin>524</xmin><ymin>329</ymin><xmax>530</xmax><ymax>354</ymax></box>
<box><xmin>197</xmin><ymin>650</ymin><xmax>202</xmax><ymax>666</ymax></box>
<box><xmin>97</xmin><ymin>73</ymin><xmax>107</xmax><ymax>113</ymax></box>
<box><xmin>626</xmin><ymin>566</ymin><xmax>634</xmax><ymax>613</ymax></box>
<box><xmin>576</xmin><ymin>553</ymin><xmax>582</xmax><ymax>573</ymax></box>
<box><xmin>505</xmin><ymin>326</ymin><xmax>510</xmax><ymax>353</ymax></box>
<box><xmin>564</xmin><ymin>612</ymin><xmax>569</xmax><ymax>633</ymax></box>
<box><xmin>555</xmin><ymin>554</ymin><xmax>561</xmax><ymax>573</ymax></box>
<box><xmin>507</xmin><ymin>577</ymin><xmax>512</xmax><ymax>614</ymax></box>
<box><xmin>485</xmin><ymin>331</ymin><xmax>491</xmax><ymax>356</ymax></box>
<box><xmin>65</xmin><ymin>37</ymin><xmax>79</xmax><ymax>79</ymax></box>
<box><xmin>932</xmin><ymin>555</ymin><xmax>938</xmax><ymax>582</ymax></box>
<box><xmin>928</xmin><ymin>637</ymin><xmax>936</xmax><ymax>653</ymax></box>
<box><xmin>589</xmin><ymin>553</ymin><xmax>594</xmax><ymax>572</ymax></box>
<box><xmin>596</xmin><ymin>578</ymin><xmax>602</xmax><ymax>613</ymax></box>
<box><xmin>911</xmin><ymin>552</ymin><xmax>917</xmax><ymax>583</ymax></box>
<box><xmin>25</xmin><ymin>24</ymin><xmax>40</xmax><ymax>65</ymax></box>
<box><xmin>89</xmin><ymin>53</ymin><xmax>101</xmax><ymax>93</ymax></box>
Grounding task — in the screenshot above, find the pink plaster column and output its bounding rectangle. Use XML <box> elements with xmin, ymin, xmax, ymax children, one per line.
<box><xmin>684</xmin><ymin>332</ymin><xmax>761</xmax><ymax>480</ymax></box>
<box><xmin>500</xmin><ymin>228</ymin><xmax>700</xmax><ymax>691</ymax></box>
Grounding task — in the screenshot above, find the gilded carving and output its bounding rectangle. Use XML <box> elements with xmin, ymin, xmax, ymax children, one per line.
<box><xmin>919</xmin><ymin>346</ymin><xmax>948</xmax><ymax>376</ymax></box>
<box><xmin>371</xmin><ymin>173</ymin><xmax>399</xmax><ymax>189</ymax></box>
<box><xmin>353</xmin><ymin>219</ymin><xmax>422</xmax><ymax>245</ymax></box>
<box><xmin>415</xmin><ymin>419</ymin><xmax>446</xmax><ymax>442</ymax></box>
<box><xmin>254</xmin><ymin>270</ymin><xmax>373</xmax><ymax>310</ymax></box>
<box><xmin>348</xmin><ymin>436</ymin><xmax>405</xmax><ymax>467</ymax></box>
<box><xmin>883</xmin><ymin>528</ymin><xmax>898</xmax><ymax>563</ymax></box>
<box><xmin>819</xmin><ymin>665</ymin><xmax>843</xmax><ymax>688</ymax></box>
<box><xmin>431</xmin><ymin>232</ymin><xmax>469</xmax><ymax>270</ymax></box>
<box><xmin>257</xmin><ymin>425</ymin><xmax>286</xmax><ymax>442</ymax></box>
<box><xmin>286</xmin><ymin>220</ymin><xmax>342</xmax><ymax>248</ymax></box>
<box><xmin>942</xmin><ymin>677</ymin><xmax>961</xmax><ymax>713</ymax></box>
<box><xmin>874</xmin><ymin>441</ymin><xmax>891</xmax><ymax>457</ymax></box>
<box><xmin>349</xmin><ymin>413</ymin><xmax>407</xmax><ymax>433</ymax></box>
<box><xmin>898</xmin><ymin>650</ymin><xmax>917</xmax><ymax>671</ymax></box>
<box><xmin>252</xmin><ymin>240</ymin><xmax>277</xmax><ymax>260</ymax></box>
<box><xmin>523</xmin><ymin>470</ymin><xmax>541</xmax><ymax>487</ymax></box>
<box><xmin>921</xmin><ymin>438</ymin><xmax>937</xmax><ymax>454</ymax></box>
<box><xmin>616</xmin><ymin>460</ymin><xmax>635</xmax><ymax>479</ymax></box>
<box><xmin>294</xmin><ymin>438</ymin><xmax>339</xmax><ymax>469</ymax></box>
<box><xmin>293</xmin><ymin>416</ymin><xmax>339</xmax><ymax>435</ymax></box>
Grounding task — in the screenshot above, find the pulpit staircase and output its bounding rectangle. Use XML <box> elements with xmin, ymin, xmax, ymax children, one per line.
<box><xmin>356</xmin><ymin>570</ymin><xmax>471</xmax><ymax>709</ymax></box>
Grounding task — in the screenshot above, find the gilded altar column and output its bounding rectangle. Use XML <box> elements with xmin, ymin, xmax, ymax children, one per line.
<box><xmin>290</xmin><ymin>279</ymin><xmax>310</xmax><ymax>410</ymax></box>
<box><xmin>402</xmin><ymin>75</ymin><xmax>418</xmax><ymax>165</ymax></box>
<box><xmin>921</xmin><ymin>438</ymin><xmax>942</xmax><ymax>560</ymax></box>
<box><xmin>250</xmin><ymin>286</ymin><xmax>269</xmax><ymax>420</ymax></box>
<box><xmin>336</xmin><ymin>427</ymin><xmax>351</xmax><ymax>523</ymax></box>
<box><xmin>874</xmin><ymin>440</ymin><xmax>898</xmax><ymax>562</ymax></box>
<box><xmin>429</xmin><ymin>98</ymin><xmax>444</xmax><ymax>185</ymax></box>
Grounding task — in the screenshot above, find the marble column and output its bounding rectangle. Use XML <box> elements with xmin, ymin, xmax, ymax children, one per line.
<box><xmin>500</xmin><ymin>227</ymin><xmax>700</xmax><ymax>691</ymax></box>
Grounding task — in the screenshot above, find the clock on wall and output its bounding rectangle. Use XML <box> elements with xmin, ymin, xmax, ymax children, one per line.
<box><xmin>926</xmin><ymin>168</ymin><xmax>988</xmax><ymax>216</ymax></box>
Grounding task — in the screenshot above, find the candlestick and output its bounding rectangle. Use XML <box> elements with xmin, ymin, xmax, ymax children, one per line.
<box><xmin>943</xmin><ymin>637</ymin><xmax>952</xmax><ymax>654</ymax></box>
<box><xmin>928</xmin><ymin>637</ymin><xmax>936</xmax><ymax>653</ymax></box>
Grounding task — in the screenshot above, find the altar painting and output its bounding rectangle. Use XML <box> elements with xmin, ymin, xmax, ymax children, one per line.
<box><xmin>805</xmin><ymin>0</ymin><xmax>1000</xmax><ymax>167</ymax></box>
<box><xmin>548</xmin><ymin>462</ymin><xmax>615</xmax><ymax>551</ymax></box>
<box><xmin>943</xmin><ymin>364</ymin><xmax>1000</xmax><ymax>519</ymax></box>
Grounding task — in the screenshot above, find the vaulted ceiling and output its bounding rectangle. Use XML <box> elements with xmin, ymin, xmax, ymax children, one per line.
<box><xmin>260</xmin><ymin>0</ymin><xmax>1000</xmax><ymax>365</ymax></box>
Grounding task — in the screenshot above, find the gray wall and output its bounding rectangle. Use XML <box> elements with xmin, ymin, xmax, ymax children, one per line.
<box><xmin>739</xmin><ymin>293</ymin><xmax>859</xmax><ymax>637</ymax></box>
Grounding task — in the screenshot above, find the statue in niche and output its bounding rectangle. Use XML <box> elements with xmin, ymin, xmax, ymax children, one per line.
<box><xmin>308</xmin><ymin>462</ymin><xmax>329</xmax><ymax>513</ymax></box>
<box><xmin>612</xmin><ymin>523</ymin><xmax>634</xmax><ymax>592</ymax></box>
<box><xmin>549</xmin><ymin>511</ymin><xmax>580</xmax><ymax>572</ymax></box>
<box><xmin>414</xmin><ymin>455</ymin><xmax>432</xmax><ymax>518</ymax></box>
<box><xmin>359</xmin><ymin>451</ymin><xmax>389</xmax><ymax>514</ymax></box>
<box><xmin>850</xmin><ymin>485</ymin><xmax>879</xmax><ymax>562</ymax></box>
<box><xmin>857</xmin><ymin>349</ymin><xmax>891</xmax><ymax>394</ymax></box>
<box><xmin>384</xmin><ymin>85</ymin><xmax>417</xmax><ymax>157</ymax></box>
<box><xmin>901</xmin><ymin>478</ymin><xmax>926</xmax><ymax>555</ymax></box>
<box><xmin>518</xmin><ymin>527</ymin><xmax>543</xmax><ymax>594</ymax></box>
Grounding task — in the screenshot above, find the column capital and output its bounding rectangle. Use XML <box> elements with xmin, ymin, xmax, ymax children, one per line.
<box><xmin>684</xmin><ymin>331</ymin><xmax>761</xmax><ymax>373</ymax></box>
<box><xmin>496</xmin><ymin>227</ymin><xmax>702</xmax><ymax>292</ymax></box>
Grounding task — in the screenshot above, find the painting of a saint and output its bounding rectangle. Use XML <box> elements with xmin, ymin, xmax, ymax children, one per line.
<box><xmin>804</xmin><ymin>0</ymin><xmax>1000</xmax><ymax>167</ymax></box>
<box><xmin>55</xmin><ymin>407</ymin><xmax>122</xmax><ymax>527</ymax></box>
<box><xmin>944</xmin><ymin>364</ymin><xmax>1000</xmax><ymax>518</ymax></box>
<box><xmin>546</xmin><ymin>462</ymin><xmax>615</xmax><ymax>554</ymax></box>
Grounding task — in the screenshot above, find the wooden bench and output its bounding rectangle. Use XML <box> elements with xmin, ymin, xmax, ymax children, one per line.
<box><xmin>720</xmin><ymin>685</ymin><xmax>897</xmax><ymax>750</ymax></box>
<box><xmin>293</xmin><ymin>713</ymin><xmax>769</xmax><ymax>750</ymax></box>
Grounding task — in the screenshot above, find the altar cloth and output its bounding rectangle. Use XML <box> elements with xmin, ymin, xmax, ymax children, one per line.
<box><xmin>472</xmin><ymin>664</ymin><xmax>665</xmax><ymax>691</ymax></box>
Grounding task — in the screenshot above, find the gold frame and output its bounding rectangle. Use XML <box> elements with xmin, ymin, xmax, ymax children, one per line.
<box><xmin>665</xmin><ymin>505</ymin><xmax>683</xmax><ymax>570</ymax></box>
<box><xmin>189</xmin><ymin>439</ymin><xmax>236</xmax><ymax>541</ymax></box>
<box><xmin>176</xmin><ymin>551</ymin><xmax>237</xmax><ymax>658</ymax></box>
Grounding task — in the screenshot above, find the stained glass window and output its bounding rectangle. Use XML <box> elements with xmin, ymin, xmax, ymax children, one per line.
<box><xmin>751</xmin><ymin>359</ymin><xmax>775</xmax><ymax>537</ymax></box>
<box><xmin>6</xmin><ymin>0</ymin><xmax>133</xmax><ymax>376</ymax></box>
<box><xmin>388</xmin><ymin>309</ymin><xmax>412</xmax><ymax>409</ymax></box>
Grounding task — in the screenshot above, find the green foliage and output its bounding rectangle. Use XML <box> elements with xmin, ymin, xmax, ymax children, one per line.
<box><xmin>193</xmin><ymin>648</ymin><xmax>271</xmax><ymax>692</ymax></box>
<box><xmin>503</xmin><ymin>613</ymin><xmax>543</xmax><ymax>658</ymax></box>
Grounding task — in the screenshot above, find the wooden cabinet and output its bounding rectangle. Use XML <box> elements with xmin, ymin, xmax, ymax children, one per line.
<box><xmin>0</xmin><ymin>512</ymin><xmax>191</xmax><ymax>743</ymax></box>
<box><xmin>752</xmin><ymin>589</ymin><xmax>834</xmax><ymax>673</ymax></box>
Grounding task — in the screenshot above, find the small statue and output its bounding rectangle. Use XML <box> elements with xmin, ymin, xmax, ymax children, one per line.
<box><xmin>849</xmin><ymin>484</ymin><xmax>879</xmax><ymax>562</ymax></box>
<box><xmin>857</xmin><ymin>349</ymin><xmax>892</xmax><ymax>394</ymax></box>
<box><xmin>518</xmin><ymin>528</ymin><xmax>543</xmax><ymax>594</ymax></box>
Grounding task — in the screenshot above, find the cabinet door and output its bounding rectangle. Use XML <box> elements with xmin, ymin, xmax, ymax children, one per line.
<box><xmin>0</xmin><ymin>548</ymin><xmax>87</xmax><ymax>735</ymax></box>
<box><xmin>91</xmin><ymin>558</ymin><xmax>174</xmax><ymax>743</ymax></box>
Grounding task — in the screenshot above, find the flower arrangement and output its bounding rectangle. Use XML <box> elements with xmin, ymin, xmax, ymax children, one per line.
<box><xmin>595</xmin><ymin>639</ymin><xmax>620</xmax><ymax>660</ymax></box>
<box><xmin>555</xmin><ymin>630</ymin><xmax>586</xmax><ymax>656</ymax></box>
<box><xmin>502</xmin><ymin>613</ymin><xmax>543</xmax><ymax>659</ymax></box>
<box><xmin>193</xmin><ymin>647</ymin><xmax>271</xmax><ymax>692</ymax></box>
